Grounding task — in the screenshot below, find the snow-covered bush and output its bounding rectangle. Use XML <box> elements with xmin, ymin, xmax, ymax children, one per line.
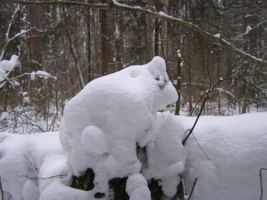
<box><xmin>0</xmin><ymin>54</ymin><xmax>59</xmax><ymax>134</ymax></box>
<box><xmin>59</xmin><ymin>56</ymin><xmax>182</xmax><ymax>199</ymax></box>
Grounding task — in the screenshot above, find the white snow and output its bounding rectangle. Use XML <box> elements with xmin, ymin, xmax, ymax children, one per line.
<box><xmin>129</xmin><ymin>185</ymin><xmax>151</xmax><ymax>200</ymax></box>
<box><xmin>0</xmin><ymin>132</ymin><xmax>68</xmax><ymax>200</ymax></box>
<box><xmin>0</xmin><ymin>55</ymin><xmax>18</xmax><ymax>72</ymax></box>
<box><xmin>81</xmin><ymin>126</ymin><xmax>109</xmax><ymax>155</ymax></box>
<box><xmin>0</xmin><ymin>56</ymin><xmax>266</xmax><ymax>200</ymax></box>
<box><xmin>213</xmin><ymin>33</ymin><xmax>221</xmax><ymax>38</ymax></box>
<box><xmin>177</xmin><ymin>50</ymin><xmax>182</xmax><ymax>58</ymax></box>
<box><xmin>181</xmin><ymin>112</ymin><xmax>267</xmax><ymax>200</ymax></box>
<box><xmin>114</xmin><ymin>23</ymin><xmax>120</xmax><ymax>39</ymax></box>
<box><xmin>245</xmin><ymin>25</ymin><xmax>252</xmax><ymax>34</ymax></box>
<box><xmin>31</xmin><ymin>70</ymin><xmax>54</xmax><ymax>80</ymax></box>
<box><xmin>126</xmin><ymin>174</ymin><xmax>148</xmax><ymax>197</ymax></box>
<box><xmin>59</xmin><ymin>56</ymin><xmax>177</xmax><ymax>198</ymax></box>
<box><xmin>0</xmin><ymin>68</ymin><xmax>6</xmax><ymax>82</ymax></box>
<box><xmin>0</xmin><ymin>55</ymin><xmax>18</xmax><ymax>87</ymax></box>
<box><xmin>143</xmin><ymin>112</ymin><xmax>185</xmax><ymax>197</ymax></box>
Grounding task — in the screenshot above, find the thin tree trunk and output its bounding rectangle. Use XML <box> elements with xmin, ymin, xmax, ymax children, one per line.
<box><xmin>175</xmin><ymin>51</ymin><xmax>183</xmax><ymax>115</ymax></box>
<box><xmin>161</xmin><ymin>0</ymin><xmax>168</xmax><ymax>58</ymax></box>
<box><xmin>100</xmin><ymin>0</ymin><xmax>109</xmax><ymax>75</ymax></box>
<box><xmin>87</xmin><ymin>7</ymin><xmax>91</xmax><ymax>83</ymax></box>
<box><xmin>61</xmin><ymin>6</ymin><xmax>85</xmax><ymax>89</ymax></box>
<box><xmin>146</xmin><ymin>3</ymin><xmax>153</xmax><ymax>62</ymax></box>
<box><xmin>154</xmin><ymin>18</ymin><xmax>159</xmax><ymax>56</ymax></box>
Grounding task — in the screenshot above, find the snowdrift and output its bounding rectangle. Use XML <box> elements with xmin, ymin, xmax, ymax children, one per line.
<box><xmin>0</xmin><ymin>56</ymin><xmax>266</xmax><ymax>200</ymax></box>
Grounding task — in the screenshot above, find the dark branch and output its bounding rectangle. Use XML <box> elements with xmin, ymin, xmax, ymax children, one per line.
<box><xmin>2</xmin><ymin>0</ymin><xmax>266</xmax><ymax>67</ymax></box>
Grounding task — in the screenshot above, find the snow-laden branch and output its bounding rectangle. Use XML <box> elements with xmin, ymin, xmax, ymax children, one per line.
<box><xmin>0</xmin><ymin>70</ymin><xmax>56</xmax><ymax>89</ymax></box>
<box><xmin>235</xmin><ymin>19</ymin><xmax>267</xmax><ymax>40</ymax></box>
<box><xmin>0</xmin><ymin>4</ymin><xmax>35</xmax><ymax>61</ymax></box>
<box><xmin>2</xmin><ymin>0</ymin><xmax>267</xmax><ymax>67</ymax></box>
<box><xmin>8</xmin><ymin>28</ymin><xmax>33</xmax><ymax>43</ymax></box>
<box><xmin>1</xmin><ymin>27</ymin><xmax>34</xmax><ymax>60</ymax></box>
<box><xmin>5</xmin><ymin>5</ymin><xmax>20</xmax><ymax>42</ymax></box>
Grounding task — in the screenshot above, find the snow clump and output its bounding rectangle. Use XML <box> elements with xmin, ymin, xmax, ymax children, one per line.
<box><xmin>59</xmin><ymin>56</ymin><xmax>179</xmax><ymax>199</ymax></box>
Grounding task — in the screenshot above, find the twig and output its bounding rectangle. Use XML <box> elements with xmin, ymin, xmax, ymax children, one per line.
<box><xmin>23</xmin><ymin>152</ymin><xmax>39</xmax><ymax>173</ymax></box>
<box><xmin>192</xmin><ymin>133</ymin><xmax>221</xmax><ymax>182</ymax></box>
<box><xmin>19</xmin><ymin>171</ymin><xmax>67</xmax><ymax>180</ymax></box>
<box><xmin>1</xmin><ymin>0</ymin><xmax>266</xmax><ymax>67</ymax></box>
<box><xmin>182</xmin><ymin>91</ymin><xmax>209</xmax><ymax>145</ymax></box>
<box><xmin>0</xmin><ymin>175</ymin><xmax>3</xmax><ymax>200</ymax></box>
<box><xmin>188</xmin><ymin>178</ymin><xmax>198</xmax><ymax>200</ymax></box>
<box><xmin>182</xmin><ymin>60</ymin><xmax>236</xmax><ymax>145</ymax></box>
<box><xmin>260</xmin><ymin>168</ymin><xmax>267</xmax><ymax>200</ymax></box>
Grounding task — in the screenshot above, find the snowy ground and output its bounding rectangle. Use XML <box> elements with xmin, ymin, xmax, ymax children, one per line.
<box><xmin>1</xmin><ymin>112</ymin><xmax>266</xmax><ymax>200</ymax></box>
<box><xmin>180</xmin><ymin>112</ymin><xmax>267</xmax><ymax>200</ymax></box>
<box><xmin>0</xmin><ymin>56</ymin><xmax>266</xmax><ymax>200</ymax></box>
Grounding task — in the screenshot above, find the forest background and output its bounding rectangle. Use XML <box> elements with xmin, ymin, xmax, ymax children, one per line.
<box><xmin>0</xmin><ymin>0</ymin><xmax>267</xmax><ymax>134</ymax></box>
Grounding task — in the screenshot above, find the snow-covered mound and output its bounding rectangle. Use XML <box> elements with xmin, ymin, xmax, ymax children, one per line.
<box><xmin>59</xmin><ymin>56</ymin><xmax>178</xmax><ymax>198</ymax></box>
<box><xmin>0</xmin><ymin>132</ymin><xmax>68</xmax><ymax>200</ymax></box>
<box><xmin>180</xmin><ymin>112</ymin><xmax>267</xmax><ymax>200</ymax></box>
<box><xmin>143</xmin><ymin>112</ymin><xmax>185</xmax><ymax>197</ymax></box>
<box><xmin>0</xmin><ymin>113</ymin><xmax>267</xmax><ymax>200</ymax></box>
<box><xmin>0</xmin><ymin>56</ymin><xmax>266</xmax><ymax>200</ymax></box>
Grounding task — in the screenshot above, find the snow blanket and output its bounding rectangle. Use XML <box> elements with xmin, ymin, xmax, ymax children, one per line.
<box><xmin>180</xmin><ymin>112</ymin><xmax>267</xmax><ymax>200</ymax></box>
<box><xmin>0</xmin><ymin>56</ymin><xmax>266</xmax><ymax>200</ymax></box>
<box><xmin>1</xmin><ymin>112</ymin><xmax>266</xmax><ymax>200</ymax></box>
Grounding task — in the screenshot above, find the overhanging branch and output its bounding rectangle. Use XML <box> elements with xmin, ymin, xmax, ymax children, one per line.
<box><xmin>2</xmin><ymin>0</ymin><xmax>267</xmax><ymax>67</ymax></box>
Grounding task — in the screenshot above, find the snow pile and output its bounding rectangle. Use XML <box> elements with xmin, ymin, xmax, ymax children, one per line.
<box><xmin>143</xmin><ymin>112</ymin><xmax>185</xmax><ymax>197</ymax></box>
<box><xmin>0</xmin><ymin>132</ymin><xmax>68</xmax><ymax>200</ymax></box>
<box><xmin>59</xmin><ymin>56</ymin><xmax>178</xmax><ymax>199</ymax></box>
<box><xmin>181</xmin><ymin>112</ymin><xmax>267</xmax><ymax>200</ymax></box>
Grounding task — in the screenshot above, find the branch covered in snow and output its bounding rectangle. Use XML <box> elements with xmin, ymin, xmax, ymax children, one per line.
<box><xmin>0</xmin><ymin>4</ymin><xmax>36</xmax><ymax>61</ymax></box>
<box><xmin>2</xmin><ymin>0</ymin><xmax>267</xmax><ymax>66</ymax></box>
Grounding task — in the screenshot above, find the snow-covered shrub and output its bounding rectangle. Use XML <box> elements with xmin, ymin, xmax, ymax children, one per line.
<box><xmin>58</xmin><ymin>56</ymin><xmax>181</xmax><ymax>199</ymax></box>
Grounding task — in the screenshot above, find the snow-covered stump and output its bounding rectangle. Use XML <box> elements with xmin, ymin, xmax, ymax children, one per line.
<box><xmin>59</xmin><ymin>56</ymin><xmax>180</xmax><ymax>199</ymax></box>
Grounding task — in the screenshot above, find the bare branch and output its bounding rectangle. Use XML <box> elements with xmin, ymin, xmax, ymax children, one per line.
<box><xmin>1</xmin><ymin>1</ymin><xmax>267</xmax><ymax>66</ymax></box>
<box><xmin>19</xmin><ymin>172</ymin><xmax>67</xmax><ymax>180</ymax></box>
<box><xmin>260</xmin><ymin>168</ymin><xmax>267</xmax><ymax>200</ymax></box>
<box><xmin>188</xmin><ymin>178</ymin><xmax>198</xmax><ymax>200</ymax></box>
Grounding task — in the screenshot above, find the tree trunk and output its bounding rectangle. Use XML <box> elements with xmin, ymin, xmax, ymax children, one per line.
<box><xmin>161</xmin><ymin>0</ymin><xmax>168</xmax><ymax>59</ymax></box>
<box><xmin>100</xmin><ymin>0</ymin><xmax>110</xmax><ymax>75</ymax></box>
<box><xmin>146</xmin><ymin>14</ymin><xmax>153</xmax><ymax>62</ymax></box>
<box><xmin>175</xmin><ymin>51</ymin><xmax>183</xmax><ymax>115</ymax></box>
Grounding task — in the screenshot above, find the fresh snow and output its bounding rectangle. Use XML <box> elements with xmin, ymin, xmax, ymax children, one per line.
<box><xmin>31</xmin><ymin>70</ymin><xmax>55</xmax><ymax>80</ymax></box>
<box><xmin>245</xmin><ymin>25</ymin><xmax>252</xmax><ymax>34</ymax></box>
<box><xmin>181</xmin><ymin>112</ymin><xmax>267</xmax><ymax>200</ymax></box>
<box><xmin>213</xmin><ymin>33</ymin><xmax>221</xmax><ymax>38</ymax></box>
<box><xmin>0</xmin><ymin>56</ymin><xmax>266</xmax><ymax>200</ymax></box>
<box><xmin>0</xmin><ymin>55</ymin><xmax>18</xmax><ymax>72</ymax></box>
<box><xmin>0</xmin><ymin>132</ymin><xmax>68</xmax><ymax>200</ymax></box>
<box><xmin>59</xmin><ymin>56</ymin><xmax>178</xmax><ymax>198</ymax></box>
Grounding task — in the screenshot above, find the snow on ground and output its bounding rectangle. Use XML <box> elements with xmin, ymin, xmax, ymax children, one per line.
<box><xmin>1</xmin><ymin>112</ymin><xmax>266</xmax><ymax>200</ymax></box>
<box><xmin>0</xmin><ymin>56</ymin><xmax>266</xmax><ymax>200</ymax></box>
<box><xmin>0</xmin><ymin>132</ymin><xmax>68</xmax><ymax>200</ymax></box>
<box><xmin>180</xmin><ymin>112</ymin><xmax>267</xmax><ymax>200</ymax></box>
